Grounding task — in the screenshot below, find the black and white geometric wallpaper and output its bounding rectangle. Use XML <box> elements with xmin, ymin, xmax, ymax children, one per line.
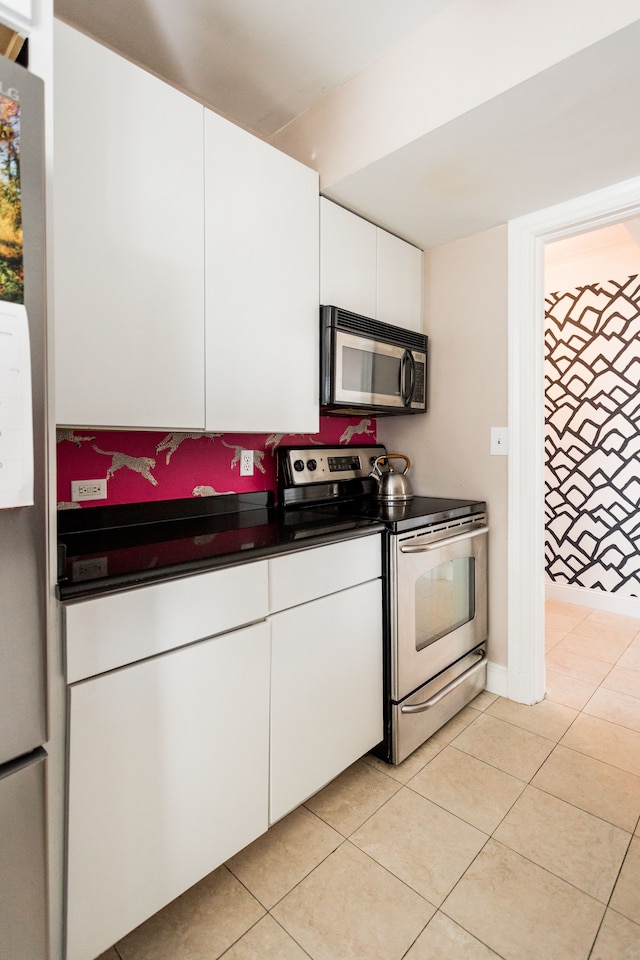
<box><xmin>545</xmin><ymin>275</ymin><xmax>640</xmax><ymax>596</ymax></box>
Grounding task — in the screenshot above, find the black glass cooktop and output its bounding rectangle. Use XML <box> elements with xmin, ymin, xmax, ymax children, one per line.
<box><xmin>319</xmin><ymin>495</ymin><xmax>487</xmax><ymax>532</ymax></box>
<box><xmin>276</xmin><ymin>446</ymin><xmax>485</xmax><ymax>533</ymax></box>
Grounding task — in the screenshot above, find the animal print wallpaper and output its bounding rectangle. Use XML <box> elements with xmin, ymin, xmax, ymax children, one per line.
<box><xmin>545</xmin><ymin>274</ymin><xmax>640</xmax><ymax>596</ymax></box>
<box><xmin>56</xmin><ymin>417</ymin><xmax>377</xmax><ymax>508</ymax></box>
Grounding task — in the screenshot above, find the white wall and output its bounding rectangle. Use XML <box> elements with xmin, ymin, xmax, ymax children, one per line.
<box><xmin>379</xmin><ymin>225</ymin><xmax>509</xmax><ymax>667</ymax></box>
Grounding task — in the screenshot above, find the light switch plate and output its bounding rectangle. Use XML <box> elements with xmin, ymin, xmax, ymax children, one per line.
<box><xmin>491</xmin><ymin>427</ymin><xmax>509</xmax><ymax>456</ymax></box>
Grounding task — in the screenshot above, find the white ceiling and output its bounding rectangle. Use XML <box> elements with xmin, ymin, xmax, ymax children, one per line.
<box><xmin>54</xmin><ymin>0</ymin><xmax>454</xmax><ymax>137</ymax></box>
<box><xmin>53</xmin><ymin>1</ymin><xmax>640</xmax><ymax>251</ymax></box>
<box><xmin>323</xmin><ymin>17</ymin><xmax>640</xmax><ymax>249</ymax></box>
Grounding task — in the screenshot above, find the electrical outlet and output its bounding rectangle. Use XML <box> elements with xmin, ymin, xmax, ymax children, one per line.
<box><xmin>71</xmin><ymin>478</ymin><xmax>108</xmax><ymax>502</ymax></box>
<box><xmin>72</xmin><ymin>557</ymin><xmax>108</xmax><ymax>581</ymax></box>
<box><xmin>239</xmin><ymin>450</ymin><xmax>254</xmax><ymax>476</ymax></box>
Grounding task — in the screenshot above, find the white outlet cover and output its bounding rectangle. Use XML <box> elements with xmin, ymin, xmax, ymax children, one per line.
<box><xmin>71</xmin><ymin>478</ymin><xmax>108</xmax><ymax>501</ymax></box>
<box><xmin>239</xmin><ymin>450</ymin><xmax>254</xmax><ymax>476</ymax></box>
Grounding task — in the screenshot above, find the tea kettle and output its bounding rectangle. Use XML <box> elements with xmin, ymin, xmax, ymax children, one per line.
<box><xmin>370</xmin><ymin>454</ymin><xmax>414</xmax><ymax>502</ymax></box>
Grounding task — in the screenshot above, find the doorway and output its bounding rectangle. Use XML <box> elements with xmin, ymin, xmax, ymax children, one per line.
<box><xmin>543</xmin><ymin>225</ymin><xmax>640</xmax><ymax>704</ymax></box>
<box><xmin>506</xmin><ymin>175</ymin><xmax>640</xmax><ymax>706</ymax></box>
<box><xmin>544</xmin><ymin>225</ymin><xmax>640</xmax><ymax>604</ymax></box>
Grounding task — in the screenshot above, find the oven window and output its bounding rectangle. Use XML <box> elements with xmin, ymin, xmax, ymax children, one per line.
<box><xmin>415</xmin><ymin>557</ymin><xmax>475</xmax><ymax>650</ymax></box>
<box><xmin>342</xmin><ymin>346</ymin><xmax>401</xmax><ymax>397</ymax></box>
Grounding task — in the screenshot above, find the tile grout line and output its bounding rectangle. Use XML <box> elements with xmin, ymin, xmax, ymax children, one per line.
<box><xmin>546</xmin><ymin>606</ymin><xmax>640</xmax><ymax>958</ymax></box>
<box><xmin>585</xmin><ymin>828</ymin><xmax>640</xmax><ymax>960</ymax></box>
<box><xmin>422</xmin><ymin>717</ymin><xmax>624</xmax><ymax>954</ymax></box>
<box><xmin>528</xmin><ymin>752</ymin><xmax>640</xmax><ymax>833</ymax></box>
<box><xmin>415</xmin><ymin>605</ymin><xmax>640</xmax><ymax>955</ymax></box>
<box><xmin>113</xmin><ymin>603</ymin><xmax>639</xmax><ymax>960</ymax></box>
<box><xmin>226</xmin><ymin>826</ymin><xmax>348</xmax><ymax>912</ymax></box>
<box><xmin>215</xmin><ymin>913</ymin><xmax>265</xmax><ymax>960</ymax></box>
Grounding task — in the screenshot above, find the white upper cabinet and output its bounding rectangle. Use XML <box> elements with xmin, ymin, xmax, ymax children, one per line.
<box><xmin>376</xmin><ymin>228</ymin><xmax>423</xmax><ymax>332</ymax></box>
<box><xmin>204</xmin><ymin>110</ymin><xmax>319</xmax><ymax>433</ymax></box>
<box><xmin>319</xmin><ymin>198</ymin><xmax>377</xmax><ymax>319</ymax></box>
<box><xmin>53</xmin><ymin>21</ymin><xmax>206</xmax><ymax>430</ymax></box>
<box><xmin>0</xmin><ymin>0</ymin><xmax>31</xmax><ymax>31</ymax></box>
<box><xmin>54</xmin><ymin>22</ymin><xmax>320</xmax><ymax>434</ymax></box>
<box><xmin>319</xmin><ymin>198</ymin><xmax>423</xmax><ymax>332</ymax></box>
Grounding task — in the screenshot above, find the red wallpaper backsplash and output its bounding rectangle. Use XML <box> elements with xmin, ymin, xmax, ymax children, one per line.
<box><xmin>56</xmin><ymin>417</ymin><xmax>378</xmax><ymax>508</ymax></box>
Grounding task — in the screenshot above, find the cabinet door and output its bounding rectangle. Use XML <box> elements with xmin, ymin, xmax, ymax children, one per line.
<box><xmin>320</xmin><ymin>198</ymin><xmax>377</xmax><ymax>318</ymax></box>
<box><xmin>270</xmin><ymin>579</ymin><xmax>383</xmax><ymax>824</ymax></box>
<box><xmin>66</xmin><ymin>621</ymin><xmax>270</xmax><ymax>960</ymax></box>
<box><xmin>376</xmin><ymin>229</ymin><xmax>423</xmax><ymax>331</ymax></box>
<box><xmin>54</xmin><ymin>22</ymin><xmax>206</xmax><ymax>429</ymax></box>
<box><xmin>204</xmin><ymin>110</ymin><xmax>319</xmax><ymax>433</ymax></box>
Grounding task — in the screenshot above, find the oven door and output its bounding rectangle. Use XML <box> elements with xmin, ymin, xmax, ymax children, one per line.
<box><xmin>391</xmin><ymin>519</ymin><xmax>488</xmax><ymax>702</ymax></box>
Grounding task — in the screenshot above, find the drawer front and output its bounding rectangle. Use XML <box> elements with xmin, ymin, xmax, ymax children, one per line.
<box><xmin>64</xmin><ymin>561</ymin><xmax>269</xmax><ymax>682</ymax></box>
<box><xmin>268</xmin><ymin>535</ymin><xmax>381</xmax><ymax>613</ymax></box>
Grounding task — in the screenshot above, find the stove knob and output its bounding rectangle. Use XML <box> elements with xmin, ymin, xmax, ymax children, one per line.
<box><xmin>293</xmin><ymin>459</ymin><xmax>305</xmax><ymax>472</ymax></box>
<box><xmin>306</xmin><ymin>459</ymin><xmax>317</xmax><ymax>471</ymax></box>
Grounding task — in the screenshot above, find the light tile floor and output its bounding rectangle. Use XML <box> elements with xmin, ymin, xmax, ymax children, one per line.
<box><xmin>99</xmin><ymin>600</ymin><xmax>640</xmax><ymax>960</ymax></box>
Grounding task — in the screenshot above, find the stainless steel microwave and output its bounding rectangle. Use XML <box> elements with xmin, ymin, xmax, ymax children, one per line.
<box><xmin>320</xmin><ymin>306</ymin><xmax>428</xmax><ymax>416</ymax></box>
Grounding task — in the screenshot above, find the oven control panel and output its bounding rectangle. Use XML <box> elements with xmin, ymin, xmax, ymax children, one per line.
<box><xmin>280</xmin><ymin>445</ymin><xmax>386</xmax><ymax>486</ymax></box>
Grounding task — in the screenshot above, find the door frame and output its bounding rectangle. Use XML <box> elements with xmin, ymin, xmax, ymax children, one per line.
<box><xmin>506</xmin><ymin>175</ymin><xmax>640</xmax><ymax>704</ymax></box>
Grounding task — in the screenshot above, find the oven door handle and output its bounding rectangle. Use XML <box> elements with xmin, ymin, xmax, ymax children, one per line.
<box><xmin>400</xmin><ymin>525</ymin><xmax>489</xmax><ymax>553</ymax></box>
<box><xmin>400</xmin><ymin>652</ymin><xmax>487</xmax><ymax>714</ymax></box>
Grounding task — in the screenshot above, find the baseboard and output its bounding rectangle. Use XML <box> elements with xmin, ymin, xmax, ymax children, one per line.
<box><xmin>486</xmin><ymin>660</ymin><xmax>546</xmax><ymax>705</ymax></box>
<box><xmin>485</xmin><ymin>660</ymin><xmax>509</xmax><ymax>698</ymax></box>
<box><xmin>545</xmin><ymin>581</ymin><xmax>640</xmax><ymax>618</ymax></box>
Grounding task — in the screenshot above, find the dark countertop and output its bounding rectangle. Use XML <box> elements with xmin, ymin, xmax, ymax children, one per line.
<box><xmin>57</xmin><ymin>492</ymin><xmax>384</xmax><ymax>601</ymax></box>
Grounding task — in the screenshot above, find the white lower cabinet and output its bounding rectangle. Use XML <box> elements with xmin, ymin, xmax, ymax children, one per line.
<box><xmin>270</xmin><ymin>579</ymin><xmax>383</xmax><ymax>824</ymax></box>
<box><xmin>63</xmin><ymin>536</ymin><xmax>383</xmax><ymax>959</ymax></box>
<box><xmin>65</xmin><ymin>620</ymin><xmax>270</xmax><ymax>960</ymax></box>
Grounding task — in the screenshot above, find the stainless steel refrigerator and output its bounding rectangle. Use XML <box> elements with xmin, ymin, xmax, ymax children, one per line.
<box><xmin>0</xmin><ymin>53</ymin><xmax>49</xmax><ymax>960</ymax></box>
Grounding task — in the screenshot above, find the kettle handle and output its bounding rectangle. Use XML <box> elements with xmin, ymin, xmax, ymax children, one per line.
<box><xmin>384</xmin><ymin>453</ymin><xmax>411</xmax><ymax>475</ymax></box>
<box><xmin>370</xmin><ymin>455</ymin><xmax>386</xmax><ymax>478</ymax></box>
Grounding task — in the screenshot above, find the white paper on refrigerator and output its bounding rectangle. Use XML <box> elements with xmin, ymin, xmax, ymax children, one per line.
<box><xmin>0</xmin><ymin>301</ymin><xmax>33</xmax><ymax>508</ymax></box>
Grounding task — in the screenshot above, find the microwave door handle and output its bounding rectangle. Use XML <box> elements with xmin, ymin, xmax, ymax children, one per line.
<box><xmin>400</xmin><ymin>525</ymin><xmax>489</xmax><ymax>553</ymax></box>
<box><xmin>400</xmin><ymin>350</ymin><xmax>415</xmax><ymax>406</ymax></box>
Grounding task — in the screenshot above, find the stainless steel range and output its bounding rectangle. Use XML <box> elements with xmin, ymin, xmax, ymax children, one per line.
<box><xmin>278</xmin><ymin>445</ymin><xmax>488</xmax><ymax>764</ymax></box>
